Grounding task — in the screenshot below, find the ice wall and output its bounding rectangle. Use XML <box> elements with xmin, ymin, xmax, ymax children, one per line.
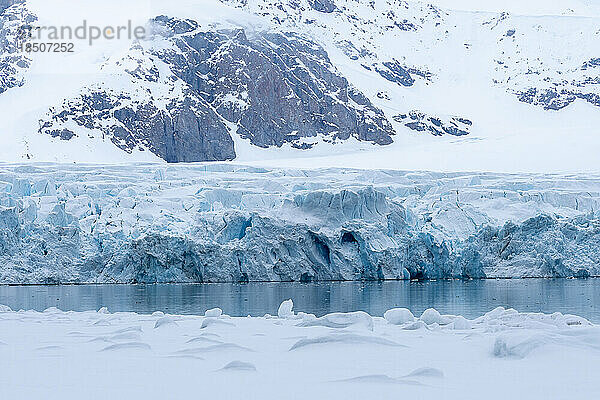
<box><xmin>0</xmin><ymin>164</ymin><xmax>599</xmax><ymax>283</ymax></box>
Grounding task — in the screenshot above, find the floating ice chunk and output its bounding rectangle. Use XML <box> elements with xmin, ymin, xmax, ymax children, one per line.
<box><xmin>298</xmin><ymin>311</ymin><xmax>374</xmax><ymax>331</ymax></box>
<box><xmin>97</xmin><ymin>307</ymin><xmax>109</xmax><ymax>314</ymax></box>
<box><xmin>205</xmin><ymin>308</ymin><xmax>223</xmax><ymax>317</ymax></box>
<box><xmin>403</xmin><ymin>320</ymin><xmax>429</xmax><ymax>330</ymax></box>
<box><xmin>420</xmin><ymin>308</ymin><xmax>451</xmax><ymax>325</ymax></box>
<box><xmin>384</xmin><ymin>308</ymin><xmax>415</xmax><ymax>325</ymax></box>
<box><xmin>152</xmin><ymin>311</ymin><xmax>164</xmax><ymax>317</ymax></box>
<box><xmin>0</xmin><ymin>304</ymin><xmax>12</xmax><ymax>312</ymax></box>
<box><xmin>278</xmin><ymin>299</ymin><xmax>294</xmax><ymax>319</ymax></box>
<box><xmin>451</xmin><ymin>316</ymin><xmax>472</xmax><ymax>330</ymax></box>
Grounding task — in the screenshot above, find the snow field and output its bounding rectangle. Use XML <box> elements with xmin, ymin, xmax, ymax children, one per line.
<box><xmin>0</xmin><ymin>300</ymin><xmax>598</xmax><ymax>399</ymax></box>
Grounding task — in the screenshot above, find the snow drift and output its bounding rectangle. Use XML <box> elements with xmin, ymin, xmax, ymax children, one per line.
<box><xmin>0</xmin><ymin>302</ymin><xmax>598</xmax><ymax>399</ymax></box>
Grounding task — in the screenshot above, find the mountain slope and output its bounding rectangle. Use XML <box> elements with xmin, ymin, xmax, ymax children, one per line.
<box><xmin>0</xmin><ymin>0</ymin><xmax>599</xmax><ymax>172</ymax></box>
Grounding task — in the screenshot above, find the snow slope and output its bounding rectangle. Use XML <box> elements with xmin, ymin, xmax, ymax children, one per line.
<box><xmin>0</xmin><ymin>302</ymin><xmax>598</xmax><ymax>399</ymax></box>
<box><xmin>425</xmin><ymin>0</ymin><xmax>600</xmax><ymax>16</ymax></box>
<box><xmin>0</xmin><ymin>0</ymin><xmax>598</xmax><ymax>172</ymax></box>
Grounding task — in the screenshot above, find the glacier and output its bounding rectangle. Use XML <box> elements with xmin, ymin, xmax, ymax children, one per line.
<box><xmin>0</xmin><ymin>163</ymin><xmax>599</xmax><ymax>284</ymax></box>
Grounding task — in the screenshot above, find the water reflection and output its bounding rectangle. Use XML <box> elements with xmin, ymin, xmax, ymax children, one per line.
<box><xmin>1</xmin><ymin>279</ymin><xmax>599</xmax><ymax>322</ymax></box>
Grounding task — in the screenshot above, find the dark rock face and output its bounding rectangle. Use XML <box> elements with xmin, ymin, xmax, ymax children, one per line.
<box><xmin>309</xmin><ymin>0</ymin><xmax>336</xmax><ymax>13</ymax></box>
<box><xmin>517</xmin><ymin>88</ymin><xmax>576</xmax><ymax>111</ymax></box>
<box><xmin>0</xmin><ymin>0</ymin><xmax>17</xmax><ymax>13</ymax></box>
<box><xmin>514</xmin><ymin>57</ymin><xmax>600</xmax><ymax>111</ymax></box>
<box><xmin>0</xmin><ymin>0</ymin><xmax>35</xmax><ymax>95</ymax></box>
<box><xmin>517</xmin><ymin>86</ymin><xmax>600</xmax><ymax>111</ymax></box>
<box><xmin>375</xmin><ymin>60</ymin><xmax>415</xmax><ymax>87</ymax></box>
<box><xmin>394</xmin><ymin>110</ymin><xmax>471</xmax><ymax>136</ymax></box>
<box><xmin>110</xmin><ymin>95</ymin><xmax>235</xmax><ymax>163</ymax></box>
<box><xmin>152</xmin><ymin>17</ymin><xmax>395</xmax><ymax>147</ymax></box>
<box><xmin>582</xmin><ymin>58</ymin><xmax>600</xmax><ymax>70</ymax></box>
<box><xmin>40</xmin><ymin>89</ymin><xmax>235</xmax><ymax>162</ymax></box>
<box><xmin>38</xmin><ymin>16</ymin><xmax>396</xmax><ymax>161</ymax></box>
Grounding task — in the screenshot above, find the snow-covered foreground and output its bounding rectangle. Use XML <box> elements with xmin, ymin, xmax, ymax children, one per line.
<box><xmin>0</xmin><ymin>301</ymin><xmax>598</xmax><ymax>399</ymax></box>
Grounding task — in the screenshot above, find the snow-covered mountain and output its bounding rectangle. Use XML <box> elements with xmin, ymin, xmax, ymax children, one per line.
<box><xmin>1</xmin><ymin>0</ymin><xmax>600</xmax><ymax>172</ymax></box>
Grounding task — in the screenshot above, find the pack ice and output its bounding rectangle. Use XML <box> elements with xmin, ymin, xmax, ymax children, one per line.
<box><xmin>0</xmin><ymin>163</ymin><xmax>599</xmax><ymax>283</ymax></box>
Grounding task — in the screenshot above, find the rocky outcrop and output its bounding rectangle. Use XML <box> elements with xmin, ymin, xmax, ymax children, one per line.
<box><xmin>0</xmin><ymin>0</ymin><xmax>17</xmax><ymax>13</ymax></box>
<box><xmin>309</xmin><ymin>0</ymin><xmax>337</xmax><ymax>14</ymax></box>
<box><xmin>394</xmin><ymin>110</ymin><xmax>471</xmax><ymax>136</ymax></box>
<box><xmin>154</xmin><ymin>17</ymin><xmax>395</xmax><ymax>147</ymax></box>
<box><xmin>40</xmin><ymin>89</ymin><xmax>235</xmax><ymax>162</ymax></box>
<box><xmin>0</xmin><ymin>0</ymin><xmax>35</xmax><ymax>95</ymax></box>
<box><xmin>517</xmin><ymin>86</ymin><xmax>600</xmax><ymax>111</ymax></box>
<box><xmin>38</xmin><ymin>15</ymin><xmax>396</xmax><ymax>161</ymax></box>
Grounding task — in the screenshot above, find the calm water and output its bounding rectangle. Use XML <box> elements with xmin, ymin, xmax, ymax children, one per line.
<box><xmin>1</xmin><ymin>279</ymin><xmax>599</xmax><ymax>322</ymax></box>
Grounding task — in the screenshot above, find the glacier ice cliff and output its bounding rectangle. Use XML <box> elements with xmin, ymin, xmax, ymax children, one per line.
<box><xmin>0</xmin><ymin>163</ymin><xmax>599</xmax><ymax>283</ymax></box>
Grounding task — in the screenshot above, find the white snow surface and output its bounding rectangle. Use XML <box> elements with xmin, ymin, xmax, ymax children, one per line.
<box><xmin>0</xmin><ymin>303</ymin><xmax>598</xmax><ymax>399</ymax></box>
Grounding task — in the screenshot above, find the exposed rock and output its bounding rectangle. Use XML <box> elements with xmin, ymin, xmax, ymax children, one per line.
<box><xmin>38</xmin><ymin>16</ymin><xmax>396</xmax><ymax>161</ymax></box>
<box><xmin>309</xmin><ymin>0</ymin><xmax>336</xmax><ymax>14</ymax></box>
<box><xmin>375</xmin><ymin>60</ymin><xmax>415</xmax><ymax>87</ymax></box>
<box><xmin>152</xmin><ymin>17</ymin><xmax>395</xmax><ymax>147</ymax></box>
<box><xmin>394</xmin><ymin>110</ymin><xmax>471</xmax><ymax>136</ymax></box>
<box><xmin>0</xmin><ymin>0</ymin><xmax>35</xmax><ymax>95</ymax></box>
